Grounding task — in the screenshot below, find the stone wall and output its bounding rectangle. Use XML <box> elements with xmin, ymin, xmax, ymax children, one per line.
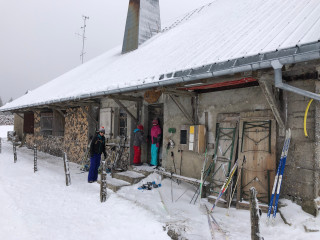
<box><xmin>162</xmin><ymin>86</ymin><xmax>270</xmax><ymax>179</ymax></box>
<box><xmin>281</xmin><ymin>79</ymin><xmax>319</xmax><ymax>215</ymax></box>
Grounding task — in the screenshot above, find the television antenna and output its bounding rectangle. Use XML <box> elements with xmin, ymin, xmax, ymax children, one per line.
<box><xmin>76</xmin><ymin>15</ymin><xmax>89</xmax><ymax>64</ymax></box>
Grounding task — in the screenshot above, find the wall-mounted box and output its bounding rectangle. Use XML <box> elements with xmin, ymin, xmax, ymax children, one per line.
<box><xmin>180</xmin><ymin>125</ymin><xmax>206</xmax><ymax>154</ymax></box>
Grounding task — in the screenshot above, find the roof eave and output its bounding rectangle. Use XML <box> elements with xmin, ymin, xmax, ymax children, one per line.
<box><xmin>2</xmin><ymin>41</ymin><xmax>320</xmax><ymax>112</ymax></box>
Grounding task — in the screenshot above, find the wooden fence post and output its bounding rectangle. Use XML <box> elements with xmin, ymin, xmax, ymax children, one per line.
<box><xmin>34</xmin><ymin>144</ymin><xmax>38</xmax><ymax>172</ymax></box>
<box><xmin>13</xmin><ymin>143</ymin><xmax>17</xmax><ymax>163</ymax></box>
<box><xmin>63</xmin><ymin>152</ymin><xmax>71</xmax><ymax>186</ymax></box>
<box><xmin>250</xmin><ymin>187</ymin><xmax>263</xmax><ymax>240</ymax></box>
<box><xmin>100</xmin><ymin>160</ymin><xmax>107</xmax><ymax>202</ymax></box>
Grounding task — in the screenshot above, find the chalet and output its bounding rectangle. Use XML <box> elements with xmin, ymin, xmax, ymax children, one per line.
<box><xmin>1</xmin><ymin>0</ymin><xmax>320</xmax><ymax>216</ymax></box>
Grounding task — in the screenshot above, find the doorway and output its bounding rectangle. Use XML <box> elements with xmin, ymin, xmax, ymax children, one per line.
<box><xmin>147</xmin><ymin>104</ymin><xmax>164</xmax><ymax>165</ymax></box>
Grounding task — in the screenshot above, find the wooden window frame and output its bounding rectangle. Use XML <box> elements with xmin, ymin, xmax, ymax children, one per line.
<box><xmin>40</xmin><ymin>112</ymin><xmax>53</xmax><ymax>136</ymax></box>
<box><xmin>118</xmin><ymin>108</ymin><xmax>128</xmax><ymax>137</ymax></box>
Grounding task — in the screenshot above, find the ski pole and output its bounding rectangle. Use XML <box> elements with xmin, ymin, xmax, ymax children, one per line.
<box><xmin>227</xmin><ymin>156</ymin><xmax>246</xmax><ymax>215</ymax></box>
<box><xmin>211</xmin><ymin>160</ymin><xmax>238</xmax><ymax>212</ymax></box>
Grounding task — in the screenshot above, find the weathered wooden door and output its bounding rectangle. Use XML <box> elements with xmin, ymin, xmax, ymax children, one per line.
<box><xmin>237</xmin><ymin>111</ymin><xmax>276</xmax><ymax>208</ymax></box>
<box><xmin>210</xmin><ymin>113</ymin><xmax>239</xmax><ymax>204</ymax></box>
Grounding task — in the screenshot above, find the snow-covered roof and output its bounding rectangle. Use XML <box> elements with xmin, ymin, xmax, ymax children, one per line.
<box><xmin>2</xmin><ymin>0</ymin><xmax>320</xmax><ymax>111</ymax></box>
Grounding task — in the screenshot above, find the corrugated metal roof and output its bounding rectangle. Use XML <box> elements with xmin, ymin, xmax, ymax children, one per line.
<box><xmin>2</xmin><ymin>0</ymin><xmax>320</xmax><ymax>111</ymax></box>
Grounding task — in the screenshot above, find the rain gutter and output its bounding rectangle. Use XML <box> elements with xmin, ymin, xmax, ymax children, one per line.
<box><xmin>1</xmin><ymin>41</ymin><xmax>320</xmax><ymax>112</ymax></box>
<box><xmin>271</xmin><ymin>59</ymin><xmax>320</xmax><ymax>101</ymax></box>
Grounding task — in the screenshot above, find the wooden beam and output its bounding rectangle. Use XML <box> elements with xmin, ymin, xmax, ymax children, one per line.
<box><xmin>258</xmin><ymin>75</ymin><xmax>285</xmax><ymax>129</ymax></box>
<box><xmin>112</xmin><ymin>99</ymin><xmax>138</xmax><ymax>123</ymax></box>
<box><xmin>56</xmin><ymin>109</ymin><xmax>66</xmax><ymax>118</ymax></box>
<box><xmin>162</xmin><ymin>89</ymin><xmax>196</xmax><ymax>97</ymax></box>
<box><xmin>81</xmin><ymin>106</ymin><xmax>98</xmax><ymax>125</ymax></box>
<box><xmin>109</xmin><ymin>95</ymin><xmax>143</xmax><ymax>102</ymax></box>
<box><xmin>16</xmin><ymin>113</ymin><xmax>24</xmax><ymax>119</ymax></box>
<box><xmin>169</xmin><ymin>94</ymin><xmax>195</xmax><ymax>124</ymax></box>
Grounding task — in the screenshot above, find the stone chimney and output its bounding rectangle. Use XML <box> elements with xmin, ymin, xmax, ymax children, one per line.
<box><xmin>122</xmin><ymin>0</ymin><xmax>161</xmax><ymax>54</ymax></box>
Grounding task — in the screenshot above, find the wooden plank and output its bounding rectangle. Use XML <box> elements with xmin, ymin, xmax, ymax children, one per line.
<box><xmin>259</xmin><ymin>75</ymin><xmax>285</xmax><ymax>129</ymax></box>
<box><xmin>81</xmin><ymin>106</ymin><xmax>98</xmax><ymax>125</ymax></box>
<box><xmin>237</xmin><ymin>111</ymin><xmax>276</xmax><ymax>206</ymax></box>
<box><xmin>162</xmin><ymin>88</ymin><xmax>196</xmax><ymax>97</ymax></box>
<box><xmin>157</xmin><ymin>170</ymin><xmax>210</xmax><ymax>186</ymax></box>
<box><xmin>108</xmin><ymin>95</ymin><xmax>143</xmax><ymax>102</ymax></box>
<box><xmin>112</xmin><ymin>99</ymin><xmax>138</xmax><ymax>123</ymax></box>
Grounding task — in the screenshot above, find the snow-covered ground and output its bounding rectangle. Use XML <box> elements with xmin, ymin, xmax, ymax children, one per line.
<box><xmin>1</xmin><ymin>125</ymin><xmax>320</xmax><ymax>240</ymax></box>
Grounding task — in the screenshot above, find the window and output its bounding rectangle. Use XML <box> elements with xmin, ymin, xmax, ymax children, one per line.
<box><xmin>40</xmin><ymin>112</ymin><xmax>53</xmax><ymax>136</ymax></box>
<box><xmin>40</xmin><ymin>110</ymin><xmax>65</xmax><ymax>136</ymax></box>
<box><xmin>118</xmin><ymin>108</ymin><xmax>127</xmax><ymax>137</ymax></box>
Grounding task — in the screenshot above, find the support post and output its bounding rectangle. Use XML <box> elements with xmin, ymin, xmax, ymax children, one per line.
<box><xmin>259</xmin><ymin>74</ymin><xmax>285</xmax><ymax>131</ymax></box>
<box><xmin>169</xmin><ymin>94</ymin><xmax>195</xmax><ymax>124</ymax></box>
<box><xmin>100</xmin><ymin>159</ymin><xmax>107</xmax><ymax>202</ymax></box>
<box><xmin>81</xmin><ymin>106</ymin><xmax>98</xmax><ymax>128</ymax></box>
<box><xmin>13</xmin><ymin>143</ymin><xmax>17</xmax><ymax>163</ymax></box>
<box><xmin>63</xmin><ymin>152</ymin><xmax>71</xmax><ymax>186</ymax></box>
<box><xmin>34</xmin><ymin>144</ymin><xmax>38</xmax><ymax>173</ymax></box>
<box><xmin>112</xmin><ymin>99</ymin><xmax>138</xmax><ymax>123</ymax></box>
<box><xmin>249</xmin><ymin>187</ymin><xmax>262</xmax><ymax>240</ymax></box>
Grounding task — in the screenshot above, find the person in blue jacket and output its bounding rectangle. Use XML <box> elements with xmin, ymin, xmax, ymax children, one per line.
<box><xmin>88</xmin><ymin>127</ymin><xmax>107</xmax><ymax>183</ymax></box>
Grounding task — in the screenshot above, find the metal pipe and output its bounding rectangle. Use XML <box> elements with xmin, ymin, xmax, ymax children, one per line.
<box><xmin>271</xmin><ymin>60</ymin><xmax>320</xmax><ymax>101</ymax></box>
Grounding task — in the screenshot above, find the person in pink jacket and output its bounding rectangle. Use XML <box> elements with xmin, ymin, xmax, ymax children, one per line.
<box><xmin>150</xmin><ymin>119</ymin><xmax>161</xmax><ymax>166</ymax></box>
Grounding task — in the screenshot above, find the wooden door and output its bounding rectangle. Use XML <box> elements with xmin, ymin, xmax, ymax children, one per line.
<box><xmin>237</xmin><ymin>111</ymin><xmax>276</xmax><ymax>207</ymax></box>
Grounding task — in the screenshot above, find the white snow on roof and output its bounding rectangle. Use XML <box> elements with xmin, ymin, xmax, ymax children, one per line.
<box><xmin>2</xmin><ymin>0</ymin><xmax>320</xmax><ymax>111</ymax></box>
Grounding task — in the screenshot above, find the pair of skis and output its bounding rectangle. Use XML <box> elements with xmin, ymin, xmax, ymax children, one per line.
<box><xmin>267</xmin><ymin>129</ymin><xmax>291</xmax><ymax>223</ymax></box>
<box><xmin>210</xmin><ymin>157</ymin><xmax>241</xmax><ymax>212</ymax></box>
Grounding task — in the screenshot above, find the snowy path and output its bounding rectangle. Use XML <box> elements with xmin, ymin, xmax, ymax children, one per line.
<box><xmin>0</xmin><ymin>127</ymin><xmax>170</xmax><ymax>240</ymax></box>
<box><xmin>1</xmin><ymin>125</ymin><xmax>320</xmax><ymax>240</ymax></box>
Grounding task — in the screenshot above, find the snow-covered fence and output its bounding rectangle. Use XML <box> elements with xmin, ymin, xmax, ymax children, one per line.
<box><xmin>100</xmin><ymin>160</ymin><xmax>107</xmax><ymax>202</ymax></box>
<box><xmin>63</xmin><ymin>152</ymin><xmax>71</xmax><ymax>186</ymax></box>
<box><xmin>34</xmin><ymin>144</ymin><xmax>38</xmax><ymax>173</ymax></box>
<box><xmin>249</xmin><ymin>187</ymin><xmax>263</xmax><ymax>240</ymax></box>
<box><xmin>13</xmin><ymin>143</ymin><xmax>17</xmax><ymax>163</ymax></box>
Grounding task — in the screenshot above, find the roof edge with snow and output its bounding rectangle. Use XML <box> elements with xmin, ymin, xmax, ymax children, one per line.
<box><xmin>1</xmin><ymin>41</ymin><xmax>320</xmax><ymax>112</ymax></box>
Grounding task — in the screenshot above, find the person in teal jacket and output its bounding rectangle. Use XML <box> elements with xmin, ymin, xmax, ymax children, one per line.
<box><xmin>150</xmin><ymin>119</ymin><xmax>161</xmax><ymax>166</ymax></box>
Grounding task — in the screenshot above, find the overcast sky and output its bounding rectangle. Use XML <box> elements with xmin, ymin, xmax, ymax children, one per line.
<box><xmin>0</xmin><ymin>0</ymin><xmax>213</xmax><ymax>104</ymax></box>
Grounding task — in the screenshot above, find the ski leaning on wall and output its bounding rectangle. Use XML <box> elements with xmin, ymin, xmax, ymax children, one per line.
<box><xmin>267</xmin><ymin>128</ymin><xmax>291</xmax><ymax>224</ymax></box>
<box><xmin>210</xmin><ymin>159</ymin><xmax>239</xmax><ymax>212</ymax></box>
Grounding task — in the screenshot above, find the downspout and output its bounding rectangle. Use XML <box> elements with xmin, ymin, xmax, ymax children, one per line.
<box><xmin>272</xmin><ymin>60</ymin><xmax>320</xmax><ymax>101</ymax></box>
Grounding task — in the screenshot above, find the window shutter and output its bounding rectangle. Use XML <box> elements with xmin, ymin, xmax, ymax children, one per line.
<box><xmin>23</xmin><ymin>112</ymin><xmax>34</xmax><ymax>134</ymax></box>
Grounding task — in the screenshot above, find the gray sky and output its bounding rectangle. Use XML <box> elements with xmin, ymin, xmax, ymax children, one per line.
<box><xmin>0</xmin><ymin>0</ymin><xmax>213</xmax><ymax>104</ymax></box>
